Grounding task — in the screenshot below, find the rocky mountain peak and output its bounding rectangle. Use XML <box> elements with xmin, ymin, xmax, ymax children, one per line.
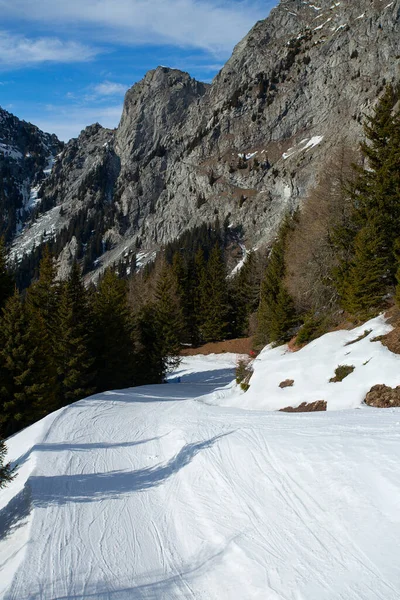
<box><xmin>6</xmin><ymin>0</ymin><xmax>400</xmax><ymax>284</ymax></box>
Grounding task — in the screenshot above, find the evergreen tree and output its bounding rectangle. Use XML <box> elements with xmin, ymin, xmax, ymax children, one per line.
<box><xmin>192</xmin><ymin>248</ymin><xmax>207</xmax><ymax>344</ymax></box>
<box><xmin>55</xmin><ymin>262</ymin><xmax>95</xmax><ymax>403</ymax></box>
<box><xmin>0</xmin><ymin>436</ymin><xmax>15</xmax><ymax>490</ymax></box>
<box><xmin>0</xmin><ymin>237</ymin><xmax>13</xmax><ymax>310</ymax></box>
<box><xmin>154</xmin><ymin>263</ymin><xmax>184</xmax><ymax>371</ymax></box>
<box><xmin>133</xmin><ymin>304</ymin><xmax>165</xmax><ymax>385</ymax></box>
<box><xmin>256</xmin><ymin>217</ymin><xmax>296</xmax><ymax>345</ymax></box>
<box><xmin>198</xmin><ymin>244</ymin><xmax>230</xmax><ymax>343</ymax></box>
<box><xmin>340</xmin><ymin>225</ymin><xmax>387</xmax><ymax>317</ymax></box>
<box><xmin>92</xmin><ymin>269</ymin><xmax>135</xmax><ymax>392</ymax></box>
<box><xmin>333</xmin><ymin>84</ymin><xmax>400</xmax><ymax>313</ymax></box>
<box><xmin>25</xmin><ymin>247</ymin><xmax>61</xmax><ymax>407</ymax></box>
<box><xmin>0</xmin><ymin>290</ymin><xmax>56</xmax><ymax>435</ymax></box>
<box><xmin>171</xmin><ymin>251</ymin><xmax>193</xmax><ymax>344</ymax></box>
<box><xmin>229</xmin><ymin>251</ymin><xmax>262</xmax><ymax>337</ymax></box>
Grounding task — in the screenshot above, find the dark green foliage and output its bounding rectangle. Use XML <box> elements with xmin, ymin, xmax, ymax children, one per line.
<box><xmin>256</xmin><ymin>217</ymin><xmax>297</xmax><ymax>345</ymax></box>
<box><xmin>198</xmin><ymin>244</ymin><xmax>231</xmax><ymax>343</ymax></box>
<box><xmin>339</xmin><ymin>225</ymin><xmax>387</xmax><ymax>318</ymax></box>
<box><xmin>133</xmin><ymin>304</ymin><xmax>165</xmax><ymax>385</ymax></box>
<box><xmin>229</xmin><ymin>251</ymin><xmax>263</xmax><ymax>337</ymax></box>
<box><xmin>0</xmin><ymin>436</ymin><xmax>15</xmax><ymax>489</ymax></box>
<box><xmin>296</xmin><ymin>314</ymin><xmax>329</xmax><ymax>345</ymax></box>
<box><xmin>334</xmin><ymin>84</ymin><xmax>400</xmax><ymax>316</ymax></box>
<box><xmin>153</xmin><ymin>264</ymin><xmax>184</xmax><ymax>371</ymax></box>
<box><xmin>92</xmin><ymin>269</ymin><xmax>135</xmax><ymax>392</ymax></box>
<box><xmin>25</xmin><ymin>247</ymin><xmax>61</xmax><ymax>406</ymax></box>
<box><xmin>55</xmin><ymin>262</ymin><xmax>96</xmax><ymax>402</ymax></box>
<box><xmin>329</xmin><ymin>365</ymin><xmax>355</xmax><ymax>383</ymax></box>
<box><xmin>0</xmin><ymin>290</ymin><xmax>56</xmax><ymax>435</ymax></box>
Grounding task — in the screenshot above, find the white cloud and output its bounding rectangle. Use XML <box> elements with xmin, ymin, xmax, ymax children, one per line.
<box><xmin>93</xmin><ymin>81</ymin><xmax>128</xmax><ymax>96</ymax></box>
<box><xmin>0</xmin><ymin>31</ymin><xmax>98</xmax><ymax>68</ymax></box>
<box><xmin>0</xmin><ymin>0</ymin><xmax>270</xmax><ymax>56</ymax></box>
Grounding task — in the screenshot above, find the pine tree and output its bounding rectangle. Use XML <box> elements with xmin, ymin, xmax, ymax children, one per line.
<box><xmin>133</xmin><ymin>304</ymin><xmax>165</xmax><ymax>385</ymax></box>
<box><xmin>229</xmin><ymin>251</ymin><xmax>262</xmax><ymax>337</ymax></box>
<box><xmin>333</xmin><ymin>85</ymin><xmax>400</xmax><ymax>313</ymax></box>
<box><xmin>92</xmin><ymin>269</ymin><xmax>135</xmax><ymax>392</ymax></box>
<box><xmin>341</xmin><ymin>225</ymin><xmax>387</xmax><ymax>317</ymax></box>
<box><xmin>0</xmin><ymin>237</ymin><xmax>13</xmax><ymax>310</ymax></box>
<box><xmin>192</xmin><ymin>248</ymin><xmax>207</xmax><ymax>344</ymax></box>
<box><xmin>0</xmin><ymin>290</ymin><xmax>56</xmax><ymax>435</ymax></box>
<box><xmin>55</xmin><ymin>262</ymin><xmax>95</xmax><ymax>403</ymax></box>
<box><xmin>198</xmin><ymin>244</ymin><xmax>230</xmax><ymax>343</ymax></box>
<box><xmin>256</xmin><ymin>217</ymin><xmax>297</xmax><ymax>345</ymax></box>
<box><xmin>25</xmin><ymin>247</ymin><xmax>61</xmax><ymax>408</ymax></box>
<box><xmin>154</xmin><ymin>263</ymin><xmax>184</xmax><ymax>372</ymax></box>
<box><xmin>0</xmin><ymin>436</ymin><xmax>15</xmax><ymax>490</ymax></box>
<box><xmin>171</xmin><ymin>251</ymin><xmax>193</xmax><ymax>344</ymax></box>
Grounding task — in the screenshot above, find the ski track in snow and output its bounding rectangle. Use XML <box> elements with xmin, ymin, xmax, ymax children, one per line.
<box><xmin>1</xmin><ymin>348</ymin><xmax>400</xmax><ymax>599</ymax></box>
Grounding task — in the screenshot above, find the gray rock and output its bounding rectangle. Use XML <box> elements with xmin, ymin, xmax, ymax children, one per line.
<box><xmin>7</xmin><ymin>0</ymin><xmax>400</xmax><ymax>279</ymax></box>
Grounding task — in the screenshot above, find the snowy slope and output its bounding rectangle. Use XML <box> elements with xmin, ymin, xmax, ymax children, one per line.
<box><xmin>212</xmin><ymin>315</ymin><xmax>400</xmax><ymax>412</ymax></box>
<box><xmin>1</xmin><ymin>336</ymin><xmax>400</xmax><ymax>599</ymax></box>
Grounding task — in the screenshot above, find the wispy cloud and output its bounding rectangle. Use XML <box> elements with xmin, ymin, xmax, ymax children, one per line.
<box><xmin>33</xmin><ymin>103</ymin><xmax>123</xmax><ymax>141</ymax></box>
<box><xmin>0</xmin><ymin>0</ymin><xmax>269</xmax><ymax>56</ymax></box>
<box><xmin>93</xmin><ymin>81</ymin><xmax>127</xmax><ymax>96</ymax></box>
<box><xmin>0</xmin><ymin>31</ymin><xmax>98</xmax><ymax>68</ymax></box>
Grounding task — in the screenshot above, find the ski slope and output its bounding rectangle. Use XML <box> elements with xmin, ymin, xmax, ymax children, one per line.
<box><xmin>1</xmin><ymin>335</ymin><xmax>400</xmax><ymax>598</ymax></box>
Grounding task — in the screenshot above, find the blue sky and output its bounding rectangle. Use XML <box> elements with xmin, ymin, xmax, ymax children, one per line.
<box><xmin>0</xmin><ymin>0</ymin><xmax>277</xmax><ymax>141</ymax></box>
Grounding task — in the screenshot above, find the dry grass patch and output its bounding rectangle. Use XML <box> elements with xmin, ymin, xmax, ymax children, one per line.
<box><xmin>329</xmin><ymin>365</ymin><xmax>355</xmax><ymax>383</ymax></box>
<box><xmin>181</xmin><ymin>337</ymin><xmax>253</xmax><ymax>356</ymax></box>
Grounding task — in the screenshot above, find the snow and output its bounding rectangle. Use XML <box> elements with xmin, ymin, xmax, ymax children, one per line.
<box><xmin>215</xmin><ymin>315</ymin><xmax>400</xmax><ymax>412</ymax></box>
<box><xmin>9</xmin><ymin>206</ymin><xmax>61</xmax><ymax>262</ymax></box>
<box><xmin>0</xmin><ymin>143</ymin><xmax>23</xmax><ymax>161</ymax></box>
<box><xmin>283</xmin><ymin>135</ymin><xmax>323</xmax><ymax>159</ymax></box>
<box><xmin>238</xmin><ymin>151</ymin><xmax>258</xmax><ymax>160</ymax></box>
<box><xmin>1</xmin><ymin>319</ymin><xmax>400</xmax><ymax>598</ymax></box>
<box><xmin>228</xmin><ymin>243</ymin><xmax>247</xmax><ymax>278</ymax></box>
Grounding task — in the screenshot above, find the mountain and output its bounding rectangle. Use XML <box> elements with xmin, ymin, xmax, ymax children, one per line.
<box><xmin>0</xmin><ymin>107</ymin><xmax>62</xmax><ymax>244</ymax></box>
<box><xmin>6</xmin><ymin>0</ymin><xmax>400</xmax><ymax>280</ymax></box>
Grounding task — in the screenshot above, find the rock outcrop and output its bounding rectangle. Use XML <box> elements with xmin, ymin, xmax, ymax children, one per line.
<box><xmin>365</xmin><ymin>384</ymin><xmax>400</xmax><ymax>408</ymax></box>
<box><xmin>0</xmin><ymin>107</ymin><xmax>62</xmax><ymax>244</ymax></box>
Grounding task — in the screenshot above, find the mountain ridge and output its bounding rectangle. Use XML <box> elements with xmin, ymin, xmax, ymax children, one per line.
<box><xmin>4</xmin><ymin>0</ymin><xmax>400</xmax><ymax>281</ymax></box>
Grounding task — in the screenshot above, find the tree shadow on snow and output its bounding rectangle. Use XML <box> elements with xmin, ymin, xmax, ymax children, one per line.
<box><xmin>12</xmin><ymin>436</ymin><xmax>167</xmax><ymax>472</ymax></box>
<box><xmin>168</xmin><ymin>367</ymin><xmax>234</xmax><ymax>386</ymax></box>
<box><xmin>30</xmin><ymin>432</ymin><xmax>232</xmax><ymax>507</ymax></box>
<box><xmin>0</xmin><ymin>484</ymin><xmax>32</xmax><ymax>541</ymax></box>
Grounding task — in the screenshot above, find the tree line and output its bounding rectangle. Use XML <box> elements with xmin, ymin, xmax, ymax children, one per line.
<box><xmin>0</xmin><ymin>245</ymin><xmax>180</xmax><ymax>439</ymax></box>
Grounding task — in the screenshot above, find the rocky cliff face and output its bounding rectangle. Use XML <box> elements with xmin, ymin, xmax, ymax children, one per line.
<box><xmin>7</xmin><ymin>0</ymin><xmax>400</xmax><ymax>279</ymax></box>
<box><xmin>0</xmin><ymin>108</ymin><xmax>62</xmax><ymax>243</ymax></box>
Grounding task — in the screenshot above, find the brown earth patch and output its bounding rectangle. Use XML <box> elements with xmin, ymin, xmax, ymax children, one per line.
<box><xmin>378</xmin><ymin>327</ymin><xmax>400</xmax><ymax>355</ymax></box>
<box><xmin>181</xmin><ymin>337</ymin><xmax>254</xmax><ymax>357</ymax></box>
<box><xmin>279</xmin><ymin>379</ymin><xmax>294</xmax><ymax>389</ymax></box>
<box><xmin>280</xmin><ymin>401</ymin><xmax>327</xmax><ymax>413</ymax></box>
<box><xmin>287</xmin><ymin>337</ymin><xmax>306</xmax><ymax>352</ymax></box>
<box><xmin>365</xmin><ymin>384</ymin><xmax>400</xmax><ymax>408</ymax></box>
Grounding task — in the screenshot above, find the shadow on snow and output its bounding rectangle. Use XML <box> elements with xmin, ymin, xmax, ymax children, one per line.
<box><xmin>30</xmin><ymin>433</ymin><xmax>232</xmax><ymax>507</ymax></box>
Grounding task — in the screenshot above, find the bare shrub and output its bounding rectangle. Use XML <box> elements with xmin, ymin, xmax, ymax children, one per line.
<box><xmin>285</xmin><ymin>145</ymin><xmax>358</xmax><ymax>315</ymax></box>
